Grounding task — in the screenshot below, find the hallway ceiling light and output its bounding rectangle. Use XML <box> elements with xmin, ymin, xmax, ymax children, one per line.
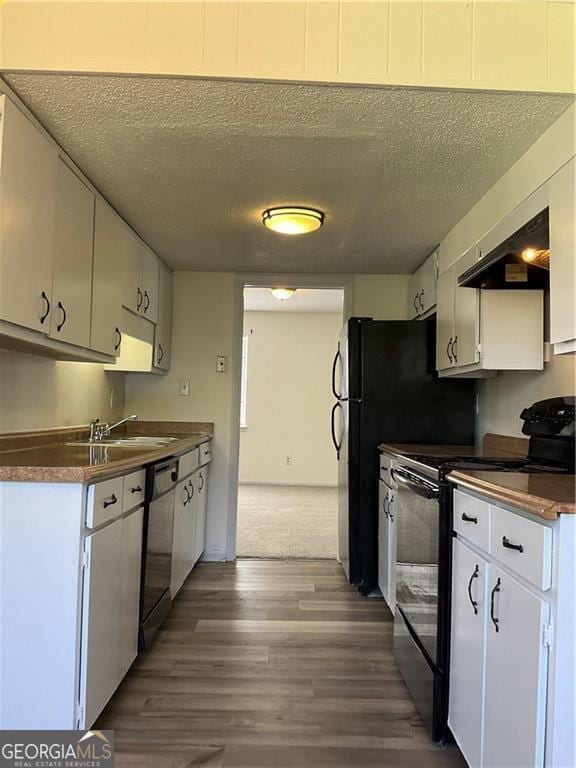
<box><xmin>270</xmin><ymin>288</ymin><xmax>296</xmax><ymax>301</ymax></box>
<box><xmin>262</xmin><ymin>207</ymin><xmax>324</xmax><ymax>235</ymax></box>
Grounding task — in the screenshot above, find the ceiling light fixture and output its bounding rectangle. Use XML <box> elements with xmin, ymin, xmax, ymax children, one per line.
<box><xmin>262</xmin><ymin>207</ymin><xmax>324</xmax><ymax>235</ymax></box>
<box><xmin>271</xmin><ymin>288</ymin><xmax>296</xmax><ymax>301</ymax></box>
<box><xmin>521</xmin><ymin>248</ymin><xmax>538</xmax><ymax>262</ymax></box>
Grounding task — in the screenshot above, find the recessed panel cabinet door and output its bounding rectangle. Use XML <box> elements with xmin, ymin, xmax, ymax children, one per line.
<box><xmin>483</xmin><ymin>565</ymin><xmax>550</xmax><ymax>768</ymax></box>
<box><xmin>117</xmin><ymin>508</ymin><xmax>144</xmax><ymax>682</ymax></box>
<box><xmin>195</xmin><ymin>467</ymin><xmax>209</xmax><ymax>564</ymax></box>
<box><xmin>436</xmin><ymin>265</ymin><xmax>455</xmax><ymax>371</ymax></box>
<box><xmin>448</xmin><ymin>539</ymin><xmax>488</xmax><ymax>768</ymax></box>
<box><xmin>80</xmin><ymin>518</ymin><xmax>122</xmax><ymax>728</ymax></box>
<box><xmin>91</xmin><ymin>199</ymin><xmax>123</xmax><ymax>356</ymax></box>
<box><xmin>141</xmin><ymin>245</ymin><xmax>159</xmax><ymax>324</ymax></box>
<box><xmin>154</xmin><ymin>263</ymin><xmax>172</xmax><ymax>370</ymax></box>
<box><xmin>0</xmin><ymin>96</ymin><xmax>58</xmax><ymax>332</ymax></box>
<box><xmin>453</xmin><ymin>248</ymin><xmax>480</xmax><ymax>368</ymax></box>
<box><xmin>49</xmin><ymin>160</ymin><xmax>95</xmax><ymax>348</ymax></box>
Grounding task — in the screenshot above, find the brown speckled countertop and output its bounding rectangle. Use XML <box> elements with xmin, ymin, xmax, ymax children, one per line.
<box><xmin>449</xmin><ymin>470</ymin><xmax>576</xmax><ymax>520</ymax></box>
<box><xmin>0</xmin><ymin>421</ymin><xmax>213</xmax><ymax>484</ymax></box>
<box><xmin>378</xmin><ymin>433</ymin><xmax>529</xmax><ymax>461</ymax></box>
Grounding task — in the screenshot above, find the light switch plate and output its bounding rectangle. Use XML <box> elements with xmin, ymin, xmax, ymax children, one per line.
<box><xmin>216</xmin><ymin>355</ymin><xmax>228</xmax><ymax>373</ymax></box>
<box><xmin>179</xmin><ymin>379</ymin><xmax>190</xmax><ymax>396</ymax></box>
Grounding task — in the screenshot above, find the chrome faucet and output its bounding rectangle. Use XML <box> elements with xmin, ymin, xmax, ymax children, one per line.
<box><xmin>89</xmin><ymin>414</ymin><xmax>139</xmax><ymax>441</ymax></box>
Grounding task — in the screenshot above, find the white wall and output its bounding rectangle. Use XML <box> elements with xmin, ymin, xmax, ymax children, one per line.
<box><xmin>0</xmin><ymin>349</ymin><xmax>124</xmax><ymax>432</ymax></box>
<box><xmin>435</xmin><ymin>104</ymin><xmax>576</xmax><ymax>439</ymax></box>
<box><xmin>124</xmin><ymin>272</ymin><xmax>236</xmax><ymax>562</ymax></box>
<box><xmin>239</xmin><ymin>311</ymin><xmax>341</xmax><ymax>486</ymax></box>
<box><xmin>353</xmin><ymin>275</ymin><xmax>410</xmax><ymax>320</ymax></box>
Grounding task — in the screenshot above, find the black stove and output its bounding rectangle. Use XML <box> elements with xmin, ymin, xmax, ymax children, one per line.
<box><xmin>403</xmin><ymin>453</ymin><xmax>572</xmax><ymax>475</ymax></box>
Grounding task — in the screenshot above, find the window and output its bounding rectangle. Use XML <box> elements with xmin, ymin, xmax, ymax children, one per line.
<box><xmin>240</xmin><ymin>333</ymin><xmax>249</xmax><ymax>428</ymax></box>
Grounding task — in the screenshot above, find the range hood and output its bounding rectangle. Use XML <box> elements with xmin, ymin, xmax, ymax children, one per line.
<box><xmin>459</xmin><ymin>208</ymin><xmax>550</xmax><ymax>290</ymax></box>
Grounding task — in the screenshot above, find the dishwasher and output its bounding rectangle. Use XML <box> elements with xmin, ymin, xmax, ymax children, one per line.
<box><xmin>139</xmin><ymin>457</ymin><xmax>179</xmax><ymax>649</ymax></box>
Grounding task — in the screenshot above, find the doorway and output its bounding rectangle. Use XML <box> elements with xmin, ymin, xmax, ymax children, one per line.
<box><xmin>235</xmin><ymin>284</ymin><xmax>345</xmax><ymax>559</ymax></box>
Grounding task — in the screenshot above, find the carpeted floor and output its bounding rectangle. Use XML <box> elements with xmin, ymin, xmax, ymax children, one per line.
<box><xmin>236</xmin><ymin>484</ymin><xmax>338</xmax><ymax>559</ymax></box>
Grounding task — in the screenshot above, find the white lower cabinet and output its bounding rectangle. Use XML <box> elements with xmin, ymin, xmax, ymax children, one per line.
<box><xmin>79</xmin><ymin>502</ymin><xmax>144</xmax><ymax>727</ymax></box>
<box><xmin>117</xmin><ymin>507</ymin><xmax>144</xmax><ymax>681</ymax></box>
<box><xmin>378</xmin><ymin>478</ymin><xmax>396</xmax><ymax>612</ymax></box>
<box><xmin>483</xmin><ymin>566</ymin><xmax>550</xmax><ymax>768</ymax></box>
<box><xmin>450</xmin><ymin>490</ymin><xmax>555</xmax><ymax>768</ymax></box>
<box><xmin>79</xmin><ymin>517</ymin><xmax>122</xmax><ymax>728</ymax></box>
<box><xmin>194</xmin><ymin>465</ymin><xmax>209</xmax><ymax>563</ymax></box>
<box><xmin>449</xmin><ymin>539</ymin><xmax>488</xmax><ymax>768</ymax></box>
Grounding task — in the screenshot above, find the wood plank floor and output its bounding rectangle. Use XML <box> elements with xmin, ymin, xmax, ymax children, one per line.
<box><xmin>97</xmin><ymin>559</ymin><xmax>466</xmax><ymax>768</ymax></box>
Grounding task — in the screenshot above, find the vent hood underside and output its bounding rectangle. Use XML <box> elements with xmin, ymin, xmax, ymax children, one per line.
<box><xmin>459</xmin><ymin>208</ymin><xmax>550</xmax><ymax>290</ymax></box>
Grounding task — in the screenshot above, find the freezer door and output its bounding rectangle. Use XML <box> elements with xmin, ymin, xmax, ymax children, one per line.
<box><xmin>338</xmin><ymin>324</ymin><xmax>349</xmax><ymax>401</ymax></box>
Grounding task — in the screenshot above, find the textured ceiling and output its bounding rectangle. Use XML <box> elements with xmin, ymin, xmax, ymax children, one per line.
<box><xmin>4</xmin><ymin>74</ymin><xmax>572</xmax><ymax>274</ymax></box>
<box><xmin>244</xmin><ymin>287</ymin><xmax>343</xmax><ymax>313</ymax></box>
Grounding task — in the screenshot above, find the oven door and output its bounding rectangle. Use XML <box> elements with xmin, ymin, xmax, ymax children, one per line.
<box><xmin>393</xmin><ymin>466</ymin><xmax>440</xmax><ymax>664</ymax></box>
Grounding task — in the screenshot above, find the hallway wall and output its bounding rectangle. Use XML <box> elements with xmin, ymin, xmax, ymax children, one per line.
<box><xmin>239</xmin><ymin>310</ymin><xmax>341</xmax><ymax>486</ymax></box>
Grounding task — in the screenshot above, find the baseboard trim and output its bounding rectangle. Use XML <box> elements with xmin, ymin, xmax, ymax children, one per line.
<box><xmin>201</xmin><ymin>548</ymin><xmax>228</xmax><ymax>562</ymax></box>
<box><xmin>238</xmin><ymin>481</ymin><xmax>338</xmax><ymax>488</ymax></box>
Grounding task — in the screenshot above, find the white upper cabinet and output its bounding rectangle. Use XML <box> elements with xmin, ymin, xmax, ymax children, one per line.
<box><xmin>91</xmin><ymin>199</ymin><xmax>123</xmax><ymax>357</ymax></box>
<box><xmin>408</xmin><ymin>250</ymin><xmax>437</xmax><ymax>319</ymax></box>
<box><xmin>50</xmin><ymin>160</ymin><xmax>95</xmax><ymax>348</ymax></box>
<box><xmin>141</xmin><ymin>244</ymin><xmax>159</xmax><ymax>324</ymax></box>
<box><xmin>0</xmin><ymin>95</ymin><xmax>58</xmax><ymax>333</ymax></box>
<box><xmin>549</xmin><ymin>157</ymin><xmax>576</xmax><ymax>355</ymax></box>
<box><xmin>154</xmin><ymin>262</ymin><xmax>172</xmax><ymax>371</ymax></box>
<box><xmin>437</xmin><ymin>248</ymin><xmax>544</xmax><ymax>377</ymax></box>
<box><xmin>122</xmin><ymin>231</ymin><xmax>160</xmax><ymax>323</ymax></box>
<box><xmin>121</xmin><ymin>227</ymin><xmax>143</xmax><ymax>316</ymax></box>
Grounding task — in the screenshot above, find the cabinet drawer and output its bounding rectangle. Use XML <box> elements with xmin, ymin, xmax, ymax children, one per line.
<box><xmin>179</xmin><ymin>448</ymin><xmax>199</xmax><ymax>479</ymax></box>
<box><xmin>87</xmin><ymin>476</ymin><xmax>124</xmax><ymax>528</ymax></box>
<box><xmin>490</xmin><ymin>506</ymin><xmax>552</xmax><ymax>591</ymax></box>
<box><xmin>122</xmin><ymin>469</ymin><xmax>146</xmax><ymax>512</ymax></box>
<box><xmin>453</xmin><ymin>489</ymin><xmax>490</xmax><ymax>550</ymax></box>
<box><xmin>199</xmin><ymin>441</ymin><xmax>212</xmax><ymax>466</ymax></box>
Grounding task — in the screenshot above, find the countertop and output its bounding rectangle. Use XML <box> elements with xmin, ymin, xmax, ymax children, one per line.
<box><xmin>449</xmin><ymin>470</ymin><xmax>575</xmax><ymax>520</ymax></box>
<box><xmin>0</xmin><ymin>421</ymin><xmax>213</xmax><ymax>483</ymax></box>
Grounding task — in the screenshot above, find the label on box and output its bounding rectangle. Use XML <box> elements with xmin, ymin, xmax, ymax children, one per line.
<box><xmin>505</xmin><ymin>263</ymin><xmax>528</xmax><ymax>282</ymax></box>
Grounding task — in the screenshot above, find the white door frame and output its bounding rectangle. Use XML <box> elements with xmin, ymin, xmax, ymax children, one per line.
<box><xmin>225</xmin><ymin>273</ymin><xmax>354</xmax><ymax>561</ymax></box>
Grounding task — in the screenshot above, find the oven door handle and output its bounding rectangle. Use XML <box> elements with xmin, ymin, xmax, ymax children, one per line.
<box><xmin>391</xmin><ymin>468</ymin><xmax>439</xmax><ymax>500</ymax></box>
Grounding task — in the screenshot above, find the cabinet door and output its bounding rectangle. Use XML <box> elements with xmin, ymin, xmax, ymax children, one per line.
<box><xmin>483</xmin><ymin>565</ymin><xmax>550</xmax><ymax>768</ymax></box>
<box><xmin>80</xmin><ymin>518</ymin><xmax>122</xmax><ymax>728</ymax></box>
<box><xmin>171</xmin><ymin>480</ymin><xmax>189</xmax><ymax>597</ymax></box>
<box><xmin>453</xmin><ymin>247</ymin><xmax>480</xmax><ymax>367</ymax></box>
<box><xmin>91</xmin><ymin>199</ymin><xmax>123</xmax><ymax>356</ymax></box>
<box><xmin>418</xmin><ymin>252</ymin><xmax>437</xmax><ymax>315</ymax></box>
<box><xmin>154</xmin><ymin>263</ymin><xmax>172</xmax><ymax>370</ymax></box>
<box><xmin>49</xmin><ymin>160</ymin><xmax>94</xmax><ymax>348</ymax></box>
<box><xmin>117</xmin><ymin>507</ymin><xmax>144</xmax><ymax>682</ymax></box>
<box><xmin>549</xmin><ymin>157</ymin><xmax>576</xmax><ymax>347</ymax></box>
<box><xmin>448</xmin><ymin>539</ymin><xmax>488</xmax><ymax>768</ymax></box>
<box><xmin>387</xmin><ymin>488</ymin><xmax>396</xmax><ymax>613</ymax></box>
<box><xmin>183</xmin><ymin>475</ymin><xmax>197</xmax><ymax>577</ymax></box>
<box><xmin>195</xmin><ymin>466</ymin><xmax>209</xmax><ymax>564</ymax></box>
<box><xmin>121</xmin><ymin>227</ymin><xmax>142</xmax><ymax>315</ymax></box>
<box><xmin>408</xmin><ymin>272</ymin><xmax>421</xmax><ymax>319</ymax></box>
<box><xmin>378</xmin><ymin>481</ymin><xmax>388</xmax><ymax>597</ymax></box>
<box><xmin>0</xmin><ymin>95</ymin><xmax>58</xmax><ymax>332</ymax></box>
<box><xmin>436</xmin><ymin>265</ymin><xmax>455</xmax><ymax>371</ymax></box>
<box><xmin>141</xmin><ymin>245</ymin><xmax>159</xmax><ymax>324</ymax></box>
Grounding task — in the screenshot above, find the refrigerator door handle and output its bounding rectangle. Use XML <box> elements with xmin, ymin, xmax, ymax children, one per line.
<box><xmin>331</xmin><ymin>347</ymin><xmax>342</xmax><ymax>400</ymax></box>
<box><xmin>330</xmin><ymin>402</ymin><xmax>342</xmax><ymax>460</ymax></box>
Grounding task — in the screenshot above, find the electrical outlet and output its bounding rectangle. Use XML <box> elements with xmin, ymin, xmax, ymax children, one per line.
<box><xmin>285</xmin><ymin>456</ymin><xmax>292</xmax><ymax>465</ymax></box>
<box><xmin>216</xmin><ymin>355</ymin><xmax>228</xmax><ymax>373</ymax></box>
<box><xmin>179</xmin><ymin>379</ymin><xmax>190</xmax><ymax>396</ymax></box>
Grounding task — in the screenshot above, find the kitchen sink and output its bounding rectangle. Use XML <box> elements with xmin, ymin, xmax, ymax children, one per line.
<box><xmin>65</xmin><ymin>436</ymin><xmax>179</xmax><ymax>448</ymax></box>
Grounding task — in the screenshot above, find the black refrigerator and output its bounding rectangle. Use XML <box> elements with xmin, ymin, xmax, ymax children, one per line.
<box><xmin>331</xmin><ymin>317</ymin><xmax>475</xmax><ymax>595</ymax></box>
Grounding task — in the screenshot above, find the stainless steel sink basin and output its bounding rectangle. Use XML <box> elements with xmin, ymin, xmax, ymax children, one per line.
<box><xmin>65</xmin><ymin>436</ymin><xmax>179</xmax><ymax>448</ymax></box>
